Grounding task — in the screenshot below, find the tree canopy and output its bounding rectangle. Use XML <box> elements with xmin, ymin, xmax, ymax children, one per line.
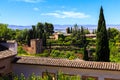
<box><xmin>96</xmin><ymin>6</ymin><xmax>110</xmax><ymax>62</ymax></box>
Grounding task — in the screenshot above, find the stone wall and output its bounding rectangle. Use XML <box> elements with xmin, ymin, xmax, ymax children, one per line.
<box><xmin>12</xmin><ymin>64</ymin><xmax>120</xmax><ymax>80</ymax></box>
<box><xmin>23</xmin><ymin>39</ymin><xmax>43</xmax><ymax>54</ymax></box>
<box><xmin>0</xmin><ymin>41</ymin><xmax>17</xmax><ymax>54</ymax></box>
<box><xmin>0</xmin><ymin>57</ymin><xmax>14</xmax><ymax>75</ymax></box>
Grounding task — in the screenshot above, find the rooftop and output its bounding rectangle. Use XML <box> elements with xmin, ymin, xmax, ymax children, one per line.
<box><xmin>14</xmin><ymin>56</ymin><xmax>120</xmax><ymax>71</ymax></box>
<box><xmin>0</xmin><ymin>50</ymin><xmax>16</xmax><ymax>59</ymax></box>
<box><xmin>7</xmin><ymin>40</ymin><xmax>16</xmax><ymax>43</ymax></box>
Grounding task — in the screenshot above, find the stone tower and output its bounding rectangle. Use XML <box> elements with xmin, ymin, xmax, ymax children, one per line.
<box><xmin>31</xmin><ymin>39</ymin><xmax>43</xmax><ymax>53</ymax></box>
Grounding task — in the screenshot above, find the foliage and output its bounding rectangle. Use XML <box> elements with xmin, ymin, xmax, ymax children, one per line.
<box><xmin>16</xmin><ymin>29</ymin><xmax>29</xmax><ymax>45</ymax></box>
<box><xmin>50</xmin><ymin>50</ymin><xmax>76</xmax><ymax>59</ymax></box>
<box><xmin>0</xmin><ymin>22</ymin><xmax>54</xmax><ymax>47</ymax></box>
<box><xmin>50</xmin><ymin>50</ymin><xmax>60</xmax><ymax>58</ymax></box>
<box><xmin>84</xmin><ymin>28</ymin><xmax>90</xmax><ymax>34</ymax></box>
<box><xmin>0</xmin><ymin>72</ymin><xmax>82</xmax><ymax>80</ymax></box>
<box><xmin>25</xmin><ymin>22</ymin><xmax>54</xmax><ymax>46</ymax></box>
<box><xmin>17</xmin><ymin>46</ymin><xmax>27</xmax><ymax>54</ymax></box>
<box><xmin>0</xmin><ymin>23</ymin><xmax>16</xmax><ymax>41</ymax></box>
<box><xmin>44</xmin><ymin>22</ymin><xmax>54</xmax><ymax>37</ymax></box>
<box><xmin>109</xmin><ymin>41</ymin><xmax>120</xmax><ymax>62</ymax></box>
<box><xmin>58</xmin><ymin>34</ymin><xmax>65</xmax><ymax>41</ymax></box>
<box><xmin>96</xmin><ymin>6</ymin><xmax>110</xmax><ymax>62</ymax></box>
<box><xmin>66</xmin><ymin>27</ymin><xmax>72</xmax><ymax>34</ymax></box>
<box><xmin>71</xmin><ymin>26</ymin><xmax>87</xmax><ymax>48</ymax></box>
<box><xmin>83</xmin><ymin>46</ymin><xmax>89</xmax><ymax>61</ymax></box>
<box><xmin>92</xmin><ymin>29</ymin><xmax>97</xmax><ymax>34</ymax></box>
<box><xmin>108</xmin><ymin>28</ymin><xmax>119</xmax><ymax>40</ymax></box>
<box><xmin>57</xmin><ymin>72</ymin><xmax>81</xmax><ymax>80</ymax></box>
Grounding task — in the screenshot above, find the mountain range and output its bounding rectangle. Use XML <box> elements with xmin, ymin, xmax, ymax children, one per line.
<box><xmin>8</xmin><ymin>24</ymin><xmax>120</xmax><ymax>33</ymax></box>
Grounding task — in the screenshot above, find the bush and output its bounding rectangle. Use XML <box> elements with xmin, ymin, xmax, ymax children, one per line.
<box><xmin>89</xmin><ymin>48</ymin><xmax>95</xmax><ymax>53</ymax></box>
<box><xmin>65</xmin><ymin>51</ymin><xmax>76</xmax><ymax>60</ymax></box>
<box><xmin>37</xmin><ymin>53</ymin><xmax>49</xmax><ymax>57</ymax></box>
<box><xmin>50</xmin><ymin>50</ymin><xmax>60</xmax><ymax>58</ymax></box>
<box><xmin>17</xmin><ymin>46</ymin><xmax>27</xmax><ymax>54</ymax></box>
<box><xmin>0</xmin><ymin>72</ymin><xmax>82</xmax><ymax>80</ymax></box>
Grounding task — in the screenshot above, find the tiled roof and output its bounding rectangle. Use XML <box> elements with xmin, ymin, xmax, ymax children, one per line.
<box><xmin>14</xmin><ymin>56</ymin><xmax>120</xmax><ymax>71</ymax></box>
<box><xmin>0</xmin><ymin>50</ymin><xmax>16</xmax><ymax>59</ymax></box>
<box><xmin>85</xmin><ymin>34</ymin><xmax>96</xmax><ymax>37</ymax></box>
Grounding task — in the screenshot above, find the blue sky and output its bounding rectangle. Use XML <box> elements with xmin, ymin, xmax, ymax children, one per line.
<box><xmin>0</xmin><ymin>0</ymin><xmax>120</xmax><ymax>25</ymax></box>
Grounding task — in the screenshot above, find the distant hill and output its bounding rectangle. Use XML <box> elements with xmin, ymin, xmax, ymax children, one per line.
<box><xmin>8</xmin><ymin>25</ymin><xmax>31</xmax><ymax>30</ymax></box>
<box><xmin>8</xmin><ymin>24</ymin><xmax>120</xmax><ymax>33</ymax></box>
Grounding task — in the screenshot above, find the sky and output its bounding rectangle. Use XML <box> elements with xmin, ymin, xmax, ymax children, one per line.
<box><xmin>0</xmin><ymin>0</ymin><xmax>120</xmax><ymax>25</ymax></box>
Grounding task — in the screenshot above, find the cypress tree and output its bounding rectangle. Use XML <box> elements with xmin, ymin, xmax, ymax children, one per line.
<box><xmin>96</xmin><ymin>6</ymin><xmax>110</xmax><ymax>62</ymax></box>
<box><xmin>66</xmin><ymin>27</ymin><xmax>70</xmax><ymax>34</ymax></box>
<box><xmin>83</xmin><ymin>45</ymin><xmax>89</xmax><ymax>61</ymax></box>
<box><xmin>70</xmin><ymin>27</ymin><xmax>72</xmax><ymax>33</ymax></box>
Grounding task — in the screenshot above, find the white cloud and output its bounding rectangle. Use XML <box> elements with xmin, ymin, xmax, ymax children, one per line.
<box><xmin>33</xmin><ymin>7</ymin><xmax>39</xmax><ymax>11</ymax></box>
<box><xmin>16</xmin><ymin>0</ymin><xmax>44</xmax><ymax>3</ymax></box>
<box><xmin>41</xmin><ymin>11</ymin><xmax>90</xmax><ymax>19</ymax></box>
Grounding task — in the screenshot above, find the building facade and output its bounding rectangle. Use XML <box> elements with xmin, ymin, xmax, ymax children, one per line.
<box><xmin>0</xmin><ymin>41</ymin><xmax>17</xmax><ymax>76</ymax></box>
<box><xmin>13</xmin><ymin>56</ymin><xmax>120</xmax><ymax>80</ymax></box>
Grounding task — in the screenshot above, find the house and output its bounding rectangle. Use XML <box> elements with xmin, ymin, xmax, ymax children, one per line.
<box><xmin>85</xmin><ymin>34</ymin><xmax>96</xmax><ymax>39</ymax></box>
<box><xmin>0</xmin><ymin>41</ymin><xmax>17</xmax><ymax>76</ymax></box>
<box><xmin>52</xmin><ymin>32</ymin><xmax>61</xmax><ymax>40</ymax></box>
<box><xmin>13</xmin><ymin>56</ymin><xmax>120</xmax><ymax>80</ymax></box>
<box><xmin>50</xmin><ymin>32</ymin><xmax>71</xmax><ymax>40</ymax></box>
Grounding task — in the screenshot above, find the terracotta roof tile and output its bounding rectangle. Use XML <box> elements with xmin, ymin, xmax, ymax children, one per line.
<box><xmin>14</xmin><ymin>56</ymin><xmax>120</xmax><ymax>71</ymax></box>
<box><xmin>0</xmin><ymin>50</ymin><xmax>16</xmax><ymax>59</ymax></box>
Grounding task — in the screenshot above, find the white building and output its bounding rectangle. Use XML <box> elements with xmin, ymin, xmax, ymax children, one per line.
<box><xmin>13</xmin><ymin>56</ymin><xmax>120</xmax><ymax>80</ymax></box>
<box><xmin>0</xmin><ymin>41</ymin><xmax>17</xmax><ymax>76</ymax></box>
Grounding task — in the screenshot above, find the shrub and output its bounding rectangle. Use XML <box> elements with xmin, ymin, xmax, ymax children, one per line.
<box><xmin>17</xmin><ymin>46</ymin><xmax>27</xmax><ymax>54</ymax></box>
<box><xmin>50</xmin><ymin>50</ymin><xmax>60</xmax><ymax>58</ymax></box>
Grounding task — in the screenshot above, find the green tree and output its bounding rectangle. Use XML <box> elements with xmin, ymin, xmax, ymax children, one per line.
<box><xmin>37</xmin><ymin>22</ymin><xmax>44</xmax><ymax>39</ymax></box>
<box><xmin>80</xmin><ymin>26</ymin><xmax>87</xmax><ymax>47</ymax></box>
<box><xmin>44</xmin><ymin>22</ymin><xmax>54</xmax><ymax>37</ymax></box>
<box><xmin>83</xmin><ymin>46</ymin><xmax>89</xmax><ymax>61</ymax></box>
<box><xmin>96</xmin><ymin>6</ymin><xmax>110</xmax><ymax>62</ymax></box>
<box><xmin>71</xmin><ymin>27</ymin><xmax>73</xmax><ymax>33</ymax></box>
<box><xmin>58</xmin><ymin>34</ymin><xmax>65</xmax><ymax>41</ymax></box>
<box><xmin>107</xmin><ymin>28</ymin><xmax>119</xmax><ymax>40</ymax></box>
<box><xmin>32</xmin><ymin>25</ymin><xmax>37</xmax><ymax>39</ymax></box>
<box><xmin>66</xmin><ymin>27</ymin><xmax>70</xmax><ymax>34</ymax></box>
<box><xmin>84</xmin><ymin>28</ymin><xmax>90</xmax><ymax>34</ymax></box>
<box><xmin>43</xmin><ymin>33</ymin><xmax>47</xmax><ymax>47</ymax></box>
<box><xmin>0</xmin><ymin>24</ymin><xmax>11</xmax><ymax>41</ymax></box>
<box><xmin>92</xmin><ymin>29</ymin><xmax>97</xmax><ymax>34</ymax></box>
<box><xmin>72</xmin><ymin>24</ymin><xmax>78</xmax><ymax>37</ymax></box>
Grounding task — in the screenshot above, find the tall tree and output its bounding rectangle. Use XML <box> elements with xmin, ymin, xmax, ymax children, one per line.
<box><xmin>96</xmin><ymin>6</ymin><xmax>110</xmax><ymax>62</ymax></box>
<box><xmin>32</xmin><ymin>25</ymin><xmax>36</xmax><ymax>39</ymax></box>
<box><xmin>70</xmin><ymin>27</ymin><xmax>73</xmax><ymax>33</ymax></box>
<box><xmin>44</xmin><ymin>22</ymin><xmax>54</xmax><ymax>37</ymax></box>
<box><xmin>83</xmin><ymin>45</ymin><xmax>89</xmax><ymax>61</ymax></box>
<box><xmin>81</xmin><ymin>26</ymin><xmax>86</xmax><ymax>47</ymax></box>
<box><xmin>37</xmin><ymin>22</ymin><xmax>44</xmax><ymax>39</ymax></box>
<box><xmin>66</xmin><ymin>27</ymin><xmax>70</xmax><ymax>34</ymax></box>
